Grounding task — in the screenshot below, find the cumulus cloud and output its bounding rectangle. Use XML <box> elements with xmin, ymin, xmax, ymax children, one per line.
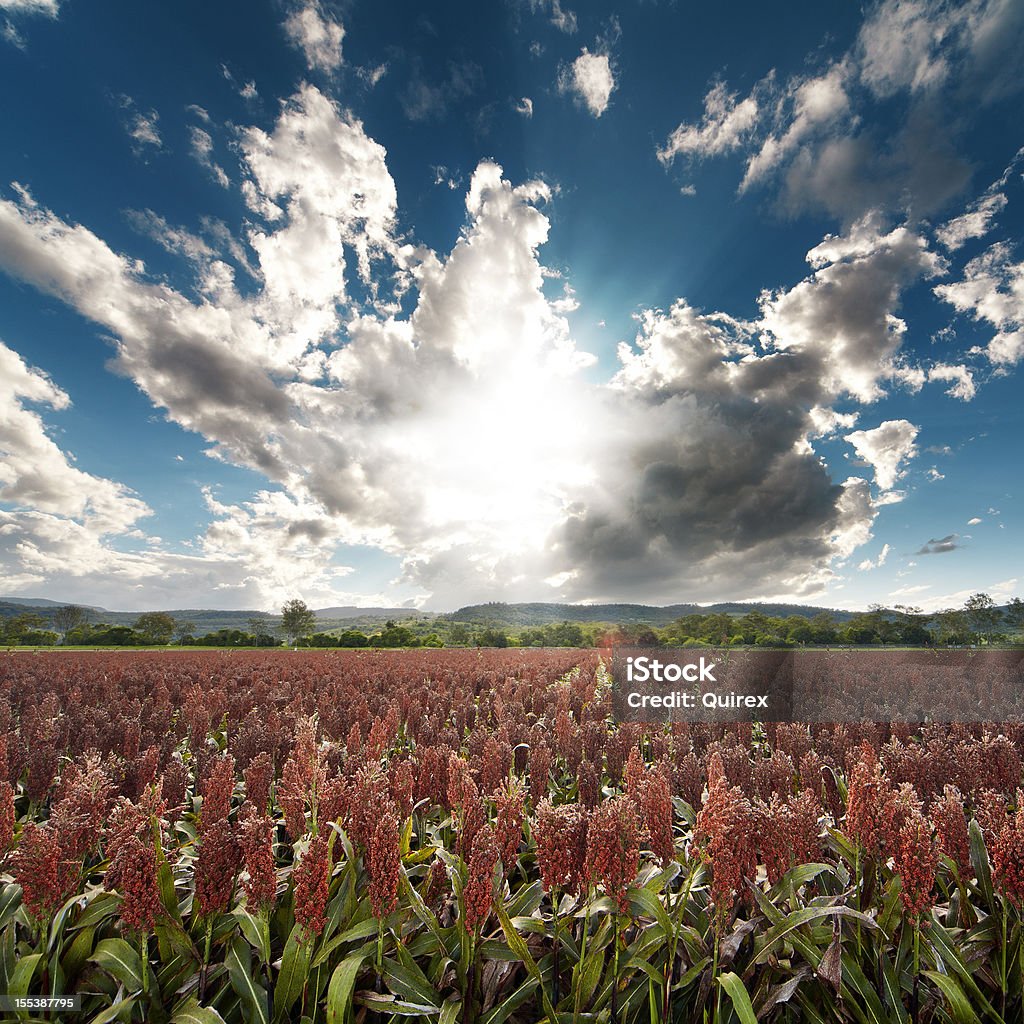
<box><xmin>0</xmin><ymin>340</ymin><xmax>151</xmax><ymax>533</ymax></box>
<box><xmin>934</xmin><ymin>241</ymin><xmax>1024</xmax><ymax>364</ymax></box>
<box><xmin>657</xmin><ymin>0</ymin><xmax>1023</xmax><ymax>220</ymax></box>
<box><xmin>558</xmin><ymin>48</ymin><xmax>615</xmax><ymax>117</ymax></box>
<box><xmin>858</xmin><ymin>542</ymin><xmax>891</xmax><ymax>571</ymax></box>
<box><xmin>283</xmin><ymin>2</ymin><xmax>344</xmax><ymax>72</ymax></box>
<box><xmin>0</xmin><ymin>87</ymin><xmax>962</xmax><ymax>608</ymax></box>
<box><xmin>928</xmin><ymin>362</ymin><xmax>976</xmax><ymax>400</ymax></box>
<box><xmin>845</xmin><ymin>419</ymin><xmax>919</xmax><ymax>491</ymax></box>
<box><xmin>759</xmin><ymin>215</ymin><xmax>945</xmax><ymax>402</ymax></box>
<box><xmin>740</xmin><ymin>64</ymin><xmax>850</xmax><ymax>190</ymax></box>
<box><xmin>515</xmin><ymin>96</ymin><xmax>534</xmax><ymax>117</ymax></box>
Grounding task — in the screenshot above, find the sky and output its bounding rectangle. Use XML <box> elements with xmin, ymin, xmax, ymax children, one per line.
<box><xmin>0</xmin><ymin>0</ymin><xmax>1021</xmax><ymax>615</ymax></box>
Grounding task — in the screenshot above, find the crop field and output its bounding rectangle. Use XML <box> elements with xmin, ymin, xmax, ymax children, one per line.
<box><xmin>1</xmin><ymin>649</ymin><xmax>1024</xmax><ymax>1023</ymax></box>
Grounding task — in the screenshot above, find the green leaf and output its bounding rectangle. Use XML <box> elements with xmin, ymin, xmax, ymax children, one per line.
<box><xmin>273</xmin><ymin>924</ymin><xmax>312</xmax><ymax>1023</ymax></box>
<box><xmin>438</xmin><ymin>998</ymin><xmax>461</xmax><ymax>1024</ymax></box>
<box><xmin>234</xmin><ymin>907</ymin><xmax>271</xmax><ymax>964</ymax></box>
<box><xmin>494</xmin><ymin>900</ymin><xmax>558</xmax><ymax>1023</ymax></box>
<box><xmin>7</xmin><ymin>952</ymin><xmax>42</xmax><ymax>998</ymax></box>
<box><xmin>969</xmin><ymin>819</ymin><xmax>994</xmax><ymax>913</ymax></box>
<box><xmin>89</xmin><ymin>938</ymin><xmax>143</xmax><ymax>992</ymax></box>
<box><xmin>381</xmin><ymin>957</ymin><xmax>439</xmax><ymax>1009</ymax></box>
<box><xmin>87</xmin><ymin>997</ymin><xmax>139</xmax><ymax>1024</ymax></box>
<box><xmin>353</xmin><ymin>993</ymin><xmax>446</xmax><ymax>1016</ymax></box>
<box><xmin>717</xmin><ymin>972</ymin><xmax>758</xmax><ymax>1024</ymax></box>
<box><xmin>922</xmin><ymin>971</ymin><xmax>982</xmax><ymax>1024</ymax></box>
<box><xmin>0</xmin><ymin>883</ymin><xmax>21</xmax><ymax>930</ymax></box>
<box><xmin>753</xmin><ymin>905</ymin><xmax>879</xmax><ymax>964</ymax></box>
<box><xmin>170</xmin><ymin>998</ymin><xmax>228</xmax><ymax>1024</ymax></box>
<box><xmin>60</xmin><ymin>924</ymin><xmax>96</xmax><ymax>981</ymax></box>
<box><xmin>226</xmin><ymin>935</ymin><xmax>270</xmax><ymax>1024</ymax></box>
<box><xmin>310</xmin><ymin>918</ymin><xmax>379</xmax><ymax>968</ymax></box>
<box><xmin>325</xmin><ymin>952</ymin><xmax>367</xmax><ymax>1024</ymax></box>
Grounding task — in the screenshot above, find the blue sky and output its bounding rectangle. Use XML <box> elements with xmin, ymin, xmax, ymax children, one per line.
<box><xmin>0</xmin><ymin>0</ymin><xmax>1021</xmax><ymax>614</ymax></box>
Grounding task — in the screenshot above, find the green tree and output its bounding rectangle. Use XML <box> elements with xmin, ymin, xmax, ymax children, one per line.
<box><xmin>1006</xmin><ymin>598</ymin><xmax>1024</xmax><ymax>630</ymax></box>
<box><xmin>52</xmin><ymin>605</ymin><xmax>87</xmax><ymax>642</ymax></box>
<box><xmin>281</xmin><ymin>598</ymin><xmax>316</xmax><ymax>645</ymax></box>
<box><xmin>174</xmin><ymin>620</ymin><xmax>197</xmax><ymax>644</ymax></box>
<box><xmin>247</xmin><ymin>615</ymin><xmax>272</xmax><ymax>644</ymax></box>
<box><xmin>133</xmin><ymin>611</ymin><xmax>177</xmax><ymax>644</ymax></box>
<box><xmin>963</xmin><ymin>592</ymin><xmax>1002</xmax><ymax>640</ymax></box>
<box><xmin>4</xmin><ymin>612</ymin><xmax>46</xmax><ymax>643</ymax></box>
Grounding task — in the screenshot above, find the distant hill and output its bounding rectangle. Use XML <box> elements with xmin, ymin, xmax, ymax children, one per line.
<box><xmin>445</xmin><ymin>601</ymin><xmax>858</xmax><ymax>626</ymax></box>
<box><xmin>0</xmin><ymin>599</ymin><xmax>426</xmax><ymax>635</ymax></box>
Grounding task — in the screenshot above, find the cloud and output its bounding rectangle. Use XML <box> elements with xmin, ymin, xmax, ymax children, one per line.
<box><xmin>283</xmin><ymin>2</ymin><xmax>344</xmax><ymax>72</ymax></box>
<box><xmin>188</xmin><ymin>126</ymin><xmax>230</xmax><ymax>188</ymax></box>
<box><xmin>858</xmin><ymin>0</ymin><xmax>1024</xmax><ymax>102</ymax></box>
<box><xmin>528</xmin><ymin>0</ymin><xmax>577</xmax><ymax>33</ymax></box>
<box><xmin>968</xmin><ymin>516</ymin><xmax>982</xmax><ymax>525</ymax></box>
<box><xmin>0</xmin><ymin>340</ymin><xmax>151</xmax><ymax>534</ymax></box>
<box><xmin>844</xmin><ymin>419</ymin><xmax>919</xmax><ymax>491</ymax></box>
<box><xmin>858</xmin><ymin>542</ymin><xmax>891</xmax><ymax>570</ymax></box>
<box><xmin>658</xmin><ymin>81</ymin><xmax>760</xmax><ymax>164</ymax></box>
<box><xmin>917</xmin><ymin>533</ymin><xmax>961</xmax><ymax>555</ymax></box>
<box><xmin>936</xmin><ymin>191</ymin><xmax>1008</xmax><ymax>250</ymax></box>
<box><xmin>558</xmin><ymin>48</ymin><xmax>615</xmax><ymax>118</ymax></box>
<box><xmin>0</xmin><ymin>0</ymin><xmax>59</xmax><ymax>14</ymax></box>
<box><xmin>515</xmin><ymin>96</ymin><xmax>534</xmax><ymax>117</ymax></box>
<box><xmin>657</xmin><ymin>0</ymin><xmax>1023</xmax><ymax>221</ymax></box>
<box><xmin>740</xmin><ymin>64</ymin><xmax>850</xmax><ymax>190</ymax></box>
<box><xmin>928</xmin><ymin>362</ymin><xmax>976</xmax><ymax>400</ymax></box>
<box><xmin>934</xmin><ymin>241</ymin><xmax>1024</xmax><ymax>364</ymax></box>
<box><xmin>758</xmin><ymin>214</ymin><xmax>945</xmax><ymax>402</ymax></box>
<box><xmin>1</xmin><ymin>89</ymin><xmax>964</xmax><ymax>609</ymax></box>
<box><xmin>118</xmin><ymin>96</ymin><xmax>162</xmax><ymax>154</ymax></box>
<box><xmin>401</xmin><ymin>61</ymin><xmax>482</xmax><ymax>121</ymax></box>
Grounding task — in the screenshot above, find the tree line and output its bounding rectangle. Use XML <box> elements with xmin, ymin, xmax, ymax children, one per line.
<box><xmin>2</xmin><ymin>593</ymin><xmax>1022</xmax><ymax>648</ymax></box>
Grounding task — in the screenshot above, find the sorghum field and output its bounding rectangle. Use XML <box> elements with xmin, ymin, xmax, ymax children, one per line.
<box><xmin>2</xmin><ymin>650</ymin><xmax>1023</xmax><ymax>1023</ymax></box>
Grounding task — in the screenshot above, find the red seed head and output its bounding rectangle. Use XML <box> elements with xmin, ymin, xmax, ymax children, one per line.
<box><xmin>533</xmin><ymin>798</ymin><xmax>587</xmax><ymax>895</ymax></box>
<box><xmin>294</xmin><ymin>835</ymin><xmax>332</xmax><ymax>937</ymax></box>
<box><xmin>194</xmin><ymin>817</ymin><xmax>240</xmax><ymax>917</ymax></box>
<box><xmin>462</xmin><ymin>824</ymin><xmax>500</xmax><ymax>931</ymax></box>
<box><xmin>584</xmin><ymin>796</ymin><xmax>640</xmax><ymax>913</ymax></box>
<box><xmin>894</xmin><ymin>806</ymin><xmax>938</xmax><ymax>921</ymax></box>
<box><xmin>368</xmin><ymin>809</ymin><xmax>401</xmax><ymax>918</ymax></box>
<box><xmin>237</xmin><ymin>810</ymin><xmax>277</xmax><ymax>910</ymax></box>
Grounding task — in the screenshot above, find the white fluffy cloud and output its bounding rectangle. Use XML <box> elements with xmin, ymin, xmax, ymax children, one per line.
<box><xmin>283</xmin><ymin>3</ymin><xmax>344</xmax><ymax>72</ymax></box>
<box><xmin>759</xmin><ymin>215</ymin><xmax>945</xmax><ymax>402</ymax></box>
<box><xmin>934</xmin><ymin>241</ymin><xmax>1024</xmax><ymax>364</ymax></box>
<box><xmin>0</xmin><ymin>341</ymin><xmax>151</xmax><ymax>533</ymax></box>
<box><xmin>658</xmin><ymin>0</ymin><xmax>1023</xmax><ymax>219</ymax></box>
<box><xmin>928</xmin><ymin>363</ymin><xmax>976</xmax><ymax>400</ymax></box>
<box><xmin>845</xmin><ymin>419</ymin><xmax>920</xmax><ymax>492</ymax></box>
<box><xmin>0</xmin><ymin>85</ymin><xmax>981</xmax><ymax>609</ymax></box>
<box><xmin>936</xmin><ymin>191</ymin><xmax>1007</xmax><ymax>250</ymax></box>
<box><xmin>559</xmin><ymin>48</ymin><xmax>615</xmax><ymax>117</ymax></box>
<box><xmin>658</xmin><ymin>81</ymin><xmax>760</xmax><ymax>165</ymax></box>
